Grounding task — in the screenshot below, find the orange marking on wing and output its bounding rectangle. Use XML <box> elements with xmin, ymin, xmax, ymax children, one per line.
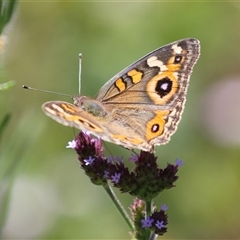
<box><xmin>146</xmin><ymin>110</ymin><xmax>170</xmax><ymax>141</ymax></box>
<box><xmin>127</xmin><ymin>69</ymin><xmax>143</xmax><ymax>84</ymax></box>
<box><xmin>115</xmin><ymin>78</ymin><xmax>126</xmax><ymax>92</ymax></box>
<box><xmin>167</xmin><ymin>50</ymin><xmax>186</xmax><ymax>72</ymax></box>
<box><xmin>61</xmin><ymin>103</ymin><xmax>79</xmax><ymax>114</ymax></box>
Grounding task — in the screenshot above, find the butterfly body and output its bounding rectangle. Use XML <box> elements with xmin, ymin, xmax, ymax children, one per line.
<box><xmin>43</xmin><ymin>38</ymin><xmax>200</xmax><ymax>152</ymax></box>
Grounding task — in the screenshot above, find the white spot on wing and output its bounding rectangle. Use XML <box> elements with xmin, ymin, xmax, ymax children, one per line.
<box><xmin>161</xmin><ymin>82</ymin><xmax>168</xmax><ymax>91</ymax></box>
<box><xmin>44</xmin><ymin>106</ymin><xmax>58</xmax><ymax>115</ymax></box>
<box><xmin>147</xmin><ymin>56</ymin><xmax>168</xmax><ymax>71</ymax></box>
<box><xmin>52</xmin><ymin>104</ymin><xmax>65</xmax><ymax>113</ymax></box>
<box><xmin>171</xmin><ymin>44</ymin><xmax>182</xmax><ymax>54</ymax></box>
<box><xmin>47</xmin><ymin>104</ymin><xmax>72</xmax><ymax>117</ymax></box>
<box><xmin>83</xmin><ymin>122</ymin><xmax>90</xmax><ymax>127</ymax></box>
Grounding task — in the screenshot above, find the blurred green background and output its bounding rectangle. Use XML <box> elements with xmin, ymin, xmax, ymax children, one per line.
<box><xmin>1</xmin><ymin>1</ymin><xmax>240</xmax><ymax>239</ymax></box>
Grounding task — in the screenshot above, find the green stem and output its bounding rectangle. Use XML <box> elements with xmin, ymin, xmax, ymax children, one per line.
<box><xmin>103</xmin><ymin>183</ymin><xmax>134</xmax><ymax>232</ymax></box>
<box><xmin>145</xmin><ymin>200</ymin><xmax>152</xmax><ymax>240</ymax></box>
<box><xmin>145</xmin><ymin>200</ymin><xmax>151</xmax><ymax>216</ymax></box>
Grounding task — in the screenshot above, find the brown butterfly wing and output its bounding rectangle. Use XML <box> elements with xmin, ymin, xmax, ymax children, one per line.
<box><xmin>95</xmin><ymin>38</ymin><xmax>200</xmax><ymax>150</ymax></box>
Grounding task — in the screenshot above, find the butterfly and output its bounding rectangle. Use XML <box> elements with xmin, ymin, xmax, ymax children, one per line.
<box><xmin>42</xmin><ymin>38</ymin><xmax>200</xmax><ymax>152</ymax></box>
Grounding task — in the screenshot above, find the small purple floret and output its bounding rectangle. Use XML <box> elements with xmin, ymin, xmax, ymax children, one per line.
<box><xmin>66</xmin><ymin>140</ymin><xmax>77</xmax><ymax>149</ymax></box>
<box><xmin>103</xmin><ymin>170</ymin><xmax>109</xmax><ymax>178</ymax></box>
<box><xmin>141</xmin><ymin>216</ymin><xmax>154</xmax><ymax>228</ymax></box>
<box><xmin>84</xmin><ymin>156</ymin><xmax>95</xmax><ymax>165</ymax></box>
<box><xmin>111</xmin><ymin>173</ymin><xmax>121</xmax><ymax>184</ymax></box>
<box><xmin>155</xmin><ymin>220</ymin><xmax>165</xmax><ymax>230</ymax></box>
<box><xmin>129</xmin><ymin>154</ymin><xmax>139</xmax><ymax>163</ymax></box>
<box><xmin>161</xmin><ymin>204</ymin><xmax>168</xmax><ymax>211</ymax></box>
<box><xmin>175</xmin><ymin>159</ymin><xmax>184</xmax><ymax>167</ymax></box>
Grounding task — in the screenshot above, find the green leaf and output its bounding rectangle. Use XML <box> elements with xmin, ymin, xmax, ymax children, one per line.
<box><xmin>0</xmin><ymin>80</ymin><xmax>15</xmax><ymax>91</ymax></box>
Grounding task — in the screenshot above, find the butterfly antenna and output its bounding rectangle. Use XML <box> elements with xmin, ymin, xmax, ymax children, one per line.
<box><xmin>78</xmin><ymin>53</ymin><xmax>82</xmax><ymax>95</ymax></box>
<box><xmin>22</xmin><ymin>85</ymin><xmax>72</xmax><ymax>98</ymax></box>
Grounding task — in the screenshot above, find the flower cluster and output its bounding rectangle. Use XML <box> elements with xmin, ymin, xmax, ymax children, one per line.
<box><xmin>142</xmin><ymin>204</ymin><xmax>168</xmax><ymax>235</ymax></box>
<box><xmin>67</xmin><ymin>131</ymin><xmax>183</xmax><ymax>200</ymax></box>
<box><xmin>67</xmin><ymin>131</ymin><xmax>107</xmax><ymax>185</ymax></box>
<box><xmin>67</xmin><ymin>131</ymin><xmax>184</xmax><ymax>238</ymax></box>
<box><xmin>130</xmin><ymin>198</ymin><xmax>168</xmax><ymax>238</ymax></box>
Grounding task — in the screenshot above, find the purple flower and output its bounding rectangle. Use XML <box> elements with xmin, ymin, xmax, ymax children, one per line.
<box><xmin>161</xmin><ymin>204</ymin><xmax>168</xmax><ymax>211</ymax></box>
<box><xmin>141</xmin><ymin>216</ymin><xmax>154</xmax><ymax>228</ymax></box>
<box><xmin>175</xmin><ymin>159</ymin><xmax>184</xmax><ymax>167</ymax></box>
<box><xmin>155</xmin><ymin>220</ymin><xmax>165</xmax><ymax>230</ymax></box>
<box><xmin>91</xmin><ymin>137</ymin><xmax>103</xmax><ymax>153</ymax></box>
<box><xmin>115</xmin><ymin>156</ymin><xmax>123</xmax><ymax>163</ymax></box>
<box><xmin>108</xmin><ymin>156</ymin><xmax>115</xmax><ymax>163</ymax></box>
<box><xmin>111</xmin><ymin>173</ymin><xmax>121</xmax><ymax>184</ymax></box>
<box><xmin>74</xmin><ymin>131</ymin><xmax>104</xmax><ymax>158</ymax></box>
<box><xmin>103</xmin><ymin>170</ymin><xmax>109</xmax><ymax>178</ymax></box>
<box><xmin>129</xmin><ymin>154</ymin><xmax>139</xmax><ymax>163</ymax></box>
<box><xmin>84</xmin><ymin>156</ymin><xmax>95</xmax><ymax>165</ymax></box>
<box><xmin>66</xmin><ymin>140</ymin><xmax>77</xmax><ymax>149</ymax></box>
